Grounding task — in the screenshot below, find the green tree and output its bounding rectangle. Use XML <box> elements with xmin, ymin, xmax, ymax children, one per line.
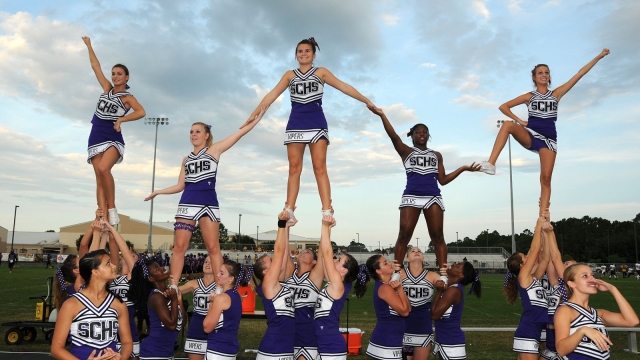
<box><xmin>219</xmin><ymin>223</ymin><xmax>229</xmax><ymax>243</ymax></box>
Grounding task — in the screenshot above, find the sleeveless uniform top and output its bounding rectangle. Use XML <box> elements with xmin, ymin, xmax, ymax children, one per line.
<box><xmin>563</xmin><ymin>302</ymin><xmax>609</xmax><ymax>360</ymax></box>
<box><xmin>285</xmin><ymin>271</ymin><xmax>321</xmax><ymax>327</ymax></box>
<box><xmin>69</xmin><ymin>292</ymin><xmax>119</xmax><ymax>360</ymax></box>
<box><xmin>403</xmin><ymin>147</ymin><xmax>441</xmax><ymax>197</ymax></box>
<box><xmin>518</xmin><ymin>277</ymin><xmax>547</xmax><ymax>323</ymax></box>
<box><xmin>289</xmin><ymin>67</ymin><xmax>324</xmax><ymax>112</ymax></box>
<box><xmin>314</xmin><ymin>282</ymin><xmax>352</xmax><ymax>336</ymax></box>
<box><xmin>183</xmin><ymin>147</ymin><xmax>218</xmax><ymax>191</ymax></box>
<box><xmin>370</xmin><ymin>281</ymin><xmax>406</xmax><ymax>346</ymax></box>
<box><xmin>140</xmin><ymin>289</ymin><xmax>183</xmax><ymax>358</ymax></box>
<box><xmin>527</xmin><ymin>90</ymin><xmax>558</xmax><ymax>140</ymax></box>
<box><xmin>402</xmin><ymin>269</ymin><xmax>435</xmax><ymax>312</ymax></box>
<box><xmin>434</xmin><ymin>284</ymin><xmax>465</xmax><ymax>344</ymax></box>
<box><xmin>257</xmin><ymin>283</ymin><xmax>295</xmax><ymax>335</ymax></box>
<box><xmin>92</xmin><ymin>89</ymin><xmax>131</xmax><ymax>125</ymax></box>
<box><xmin>193</xmin><ymin>278</ymin><xmax>217</xmax><ymax>316</ymax></box>
<box><xmin>207</xmin><ymin>289</ymin><xmax>242</xmax><ymax>354</ymax></box>
<box><xmin>109</xmin><ymin>275</ymin><xmax>133</xmax><ymax>307</ymax></box>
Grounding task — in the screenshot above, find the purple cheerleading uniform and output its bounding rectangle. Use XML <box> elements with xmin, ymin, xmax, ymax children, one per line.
<box><xmin>139</xmin><ymin>289</ymin><xmax>183</xmax><ymax>360</ymax></box>
<box><xmin>366</xmin><ymin>281</ymin><xmax>406</xmax><ymax>360</ymax></box>
<box><xmin>256</xmin><ymin>283</ymin><xmax>295</xmax><ymax>360</ymax></box>
<box><xmin>562</xmin><ymin>302</ymin><xmax>609</xmax><ymax>360</ymax></box>
<box><xmin>65</xmin><ymin>284</ymin><xmax>77</xmax><ymax>296</ymax></box>
<box><xmin>206</xmin><ymin>289</ymin><xmax>242</xmax><ymax>360</ymax></box>
<box><xmin>185</xmin><ymin>278</ymin><xmax>217</xmax><ymax>355</ymax></box>
<box><xmin>402</xmin><ymin>269</ymin><xmax>436</xmax><ymax>347</ymax></box>
<box><xmin>433</xmin><ymin>284</ymin><xmax>466</xmax><ymax>360</ymax></box>
<box><xmin>68</xmin><ymin>292</ymin><xmax>119</xmax><ymax>360</ymax></box>
<box><xmin>284</xmin><ymin>271</ymin><xmax>320</xmax><ymax>359</ymax></box>
<box><xmin>87</xmin><ymin>88</ymin><xmax>130</xmax><ymax>164</ymax></box>
<box><xmin>314</xmin><ymin>282</ymin><xmax>352</xmax><ymax>359</ymax></box>
<box><xmin>109</xmin><ymin>275</ymin><xmax>140</xmax><ymax>357</ymax></box>
<box><xmin>513</xmin><ymin>277</ymin><xmax>548</xmax><ymax>354</ymax></box>
<box><xmin>525</xmin><ymin>90</ymin><xmax>558</xmax><ymax>153</ymax></box>
<box><xmin>175</xmin><ymin>147</ymin><xmax>221</xmax><ymax>222</ymax></box>
<box><xmin>399</xmin><ymin>147</ymin><xmax>445</xmax><ymax>211</ymax></box>
<box><xmin>284</xmin><ymin>67</ymin><xmax>329</xmax><ymax>145</ymax></box>
<box><xmin>541</xmin><ymin>281</ymin><xmax>565</xmax><ymax>359</ymax></box>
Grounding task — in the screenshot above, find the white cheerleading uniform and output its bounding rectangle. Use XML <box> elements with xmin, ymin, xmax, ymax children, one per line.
<box><xmin>563</xmin><ymin>302</ymin><xmax>610</xmax><ymax>360</ymax></box>
<box><xmin>175</xmin><ymin>147</ymin><xmax>221</xmax><ymax>221</ymax></box>
<box><xmin>402</xmin><ymin>269</ymin><xmax>436</xmax><ymax>347</ymax></box>
<box><xmin>399</xmin><ymin>147</ymin><xmax>444</xmax><ymax>210</ymax></box>
<box><xmin>284</xmin><ymin>271</ymin><xmax>320</xmax><ymax>360</ymax></box>
<box><xmin>87</xmin><ymin>89</ymin><xmax>131</xmax><ymax>164</ymax></box>
<box><xmin>284</xmin><ymin>67</ymin><xmax>329</xmax><ymax>145</ymax></box>
<box><xmin>68</xmin><ymin>292</ymin><xmax>120</xmax><ymax>360</ymax></box>
<box><xmin>525</xmin><ymin>90</ymin><xmax>558</xmax><ymax>153</ymax></box>
<box><xmin>109</xmin><ymin>275</ymin><xmax>140</xmax><ymax>357</ymax></box>
<box><xmin>185</xmin><ymin>279</ymin><xmax>217</xmax><ymax>355</ymax></box>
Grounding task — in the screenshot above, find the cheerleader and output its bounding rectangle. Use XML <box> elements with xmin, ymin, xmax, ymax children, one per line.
<box><xmin>368</xmin><ymin>107</ymin><xmax>480</xmax><ymax>278</ymax></box>
<box><xmin>284</xmin><ymin>232</ymin><xmax>324</xmax><ymax>360</ymax></box>
<box><xmin>315</xmin><ymin>214</ymin><xmax>368</xmax><ymax>360</ymax></box>
<box><xmin>504</xmin><ymin>213</ymin><xmax>551</xmax><ymax>360</ymax></box>
<box><xmin>82</xmin><ymin>36</ymin><xmax>146</xmax><ymax>225</ymax></box>
<box><xmin>244</xmin><ymin>37</ymin><xmax>379</xmax><ymax>222</ymax></box>
<box><xmin>203</xmin><ymin>260</ymin><xmax>249</xmax><ymax>360</ymax></box>
<box><xmin>130</xmin><ymin>258</ymin><xmax>185</xmax><ymax>360</ymax></box>
<box><xmin>253</xmin><ymin>211</ymin><xmax>296</xmax><ymax>360</ymax></box>
<box><xmin>102</xmin><ymin>220</ymin><xmax>140</xmax><ymax>359</ymax></box>
<box><xmin>51</xmin><ymin>249</ymin><xmax>132</xmax><ymax>360</ymax></box>
<box><xmin>554</xmin><ymin>263</ymin><xmax>638</xmax><ymax>359</ymax></box>
<box><xmin>431</xmin><ymin>261</ymin><xmax>482</xmax><ymax>360</ymax></box>
<box><xmin>400</xmin><ymin>247</ymin><xmax>439</xmax><ymax>360</ymax></box>
<box><xmin>479</xmin><ymin>49</ymin><xmax>610</xmax><ymax>214</ymax></box>
<box><xmin>364</xmin><ymin>255</ymin><xmax>411</xmax><ymax>360</ymax></box>
<box><xmin>145</xmin><ymin>106</ymin><xmax>267</xmax><ymax>289</ymax></box>
<box><xmin>180</xmin><ymin>253</ymin><xmax>222</xmax><ymax>360</ymax></box>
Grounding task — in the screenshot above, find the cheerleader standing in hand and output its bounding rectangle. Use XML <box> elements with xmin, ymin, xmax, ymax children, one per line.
<box><xmin>180</xmin><ymin>253</ymin><xmax>222</xmax><ymax>360</ymax></box>
<box><xmin>368</xmin><ymin>107</ymin><xmax>480</xmax><ymax>279</ymax></box>
<box><xmin>145</xmin><ymin>106</ymin><xmax>267</xmax><ymax>289</ymax></box>
<box><xmin>364</xmin><ymin>255</ymin><xmax>411</xmax><ymax>360</ymax></box>
<box><xmin>244</xmin><ymin>38</ymin><xmax>379</xmax><ymax>222</ymax></box>
<box><xmin>400</xmin><ymin>247</ymin><xmax>439</xmax><ymax>360</ymax></box>
<box><xmin>431</xmin><ymin>261</ymin><xmax>481</xmax><ymax>360</ymax></box>
<box><xmin>314</xmin><ymin>214</ymin><xmax>368</xmax><ymax>360</ymax></box>
<box><xmin>51</xmin><ymin>250</ymin><xmax>132</xmax><ymax>360</ymax></box>
<box><xmin>504</xmin><ymin>213</ymin><xmax>551</xmax><ymax>359</ymax></box>
<box><xmin>252</xmin><ymin>212</ymin><xmax>296</xmax><ymax>360</ymax></box>
<box><xmin>555</xmin><ymin>263</ymin><xmax>638</xmax><ymax>359</ymax></box>
<box><xmin>83</xmin><ymin>36</ymin><xmax>146</xmax><ymax>225</ymax></box>
<box><xmin>203</xmin><ymin>260</ymin><xmax>249</xmax><ymax>360</ymax></box>
<box><xmin>479</xmin><ymin>49</ymin><xmax>610</xmax><ymax>214</ymax></box>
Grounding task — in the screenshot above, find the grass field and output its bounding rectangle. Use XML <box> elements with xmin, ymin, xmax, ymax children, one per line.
<box><xmin>1</xmin><ymin>264</ymin><xmax>639</xmax><ymax>359</ymax></box>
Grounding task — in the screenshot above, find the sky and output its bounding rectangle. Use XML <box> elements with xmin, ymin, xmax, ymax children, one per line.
<box><xmin>0</xmin><ymin>0</ymin><xmax>638</xmax><ymax>251</ymax></box>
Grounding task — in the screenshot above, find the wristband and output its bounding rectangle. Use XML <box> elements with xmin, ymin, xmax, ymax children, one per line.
<box><xmin>278</xmin><ymin>220</ymin><xmax>287</xmax><ymax>228</ymax></box>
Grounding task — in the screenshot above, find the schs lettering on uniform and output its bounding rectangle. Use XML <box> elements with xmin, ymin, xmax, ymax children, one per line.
<box><xmin>530</xmin><ymin>100</ymin><xmax>558</xmax><ymax>112</ymax></box>
<box><xmin>77</xmin><ymin>320</ymin><xmax>119</xmax><ymax>341</ymax></box>
<box><xmin>195</xmin><ymin>294</ymin><xmax>210</xmax><ymax>309</ymax></box>
<box><xmin>96</xmin><ymin>99</ymin><xmax>120</xmax><ymax>114</ymax></box>
<box><xmin>185</xmin><ymin>160</ymin><xmax>211</xmax><ymax>175</ymax></box>
<box><xmin>409</xmin><ymin>155</ymin><xmax>437</xmax><ymax>167</ymax></box>
<box><xmin>405</xmin><ymin>287</ymin><xmax>429</xmax><ymax>299</ymax></box>
<box><xmin>290</xmin><ymin>81</ymin><xmax>320</xmax><ymax>95</ymax></box>
<box><xmin>285</xmin><ymin>297</ymin><xmax>293</xmax><ymax>308</ymax></box>
<box><xmin>535</xmin><ymin>289</ymin><xmax>546</xmax><ymax>300</ymax></box>
<box><xmin>293</xmin><ymin>287</ymin><xmax>310</xmax><ymax>300</ymax></box>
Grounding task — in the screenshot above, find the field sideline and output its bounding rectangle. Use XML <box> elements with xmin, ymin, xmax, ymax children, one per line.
<box><xmin>1</xmin><ymin>264</ymin><xmax>638</xmax><ymax>359</ymax></box>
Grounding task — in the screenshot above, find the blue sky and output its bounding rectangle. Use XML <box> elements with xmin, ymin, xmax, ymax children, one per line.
<box><xmin>0</xmin><ymin>0</ymin><xmax>638</xmax><ymax>250</ymax></box>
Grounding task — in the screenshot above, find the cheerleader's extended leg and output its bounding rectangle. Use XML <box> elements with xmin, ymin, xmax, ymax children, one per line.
<box><xmin>286</xmin><ymin>143</ymin><xmax>306</xmax><ymax>216</ymax></box>
<box><xmin>91</xmin><ymin>146</ymin><xmax>121</xmax><ymax>223</ymax></box>
<box><xmin>481</xmin><ymin>122</ymin><xmax>532</xmax><ymax>174</ymax></box>
<box><xmin>171</xmin><ymin>219</ymin><xmax>196</xmax><ymax>286</ymax></box>
<box><xmin>394</xmin><ymin>207</ymin><xmax>422</xmax><ymax>265</ymax></box>
<box><xmin>538</xmin><ymin>148</ymin><xmax>556</xmax><ymax>215</ymax></box>
<box><xmin>199</xmin><ymin>217</ymin><xmax>223</xmax><ymax>278</ymax></box>
<box><xmin>424</xmin><ymin>203</ymin><xmax>446</xmax><ymax>270</ymax></box>
<box><xmin>309</xmin><ymin>140</ymin><xmax>333</xmax><ymax>216</ymax></box>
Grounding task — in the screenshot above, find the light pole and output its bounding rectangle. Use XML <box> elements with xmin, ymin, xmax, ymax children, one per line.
<box><xmin>486</xmin><ymin>229</ymin><xmax>489</xmax><ymax>253</ymax></box>
<box><xmin>256</xmin><ymin>226</ymin><xmax>259</xmax><ymax>249</ymax></box>
<box><xmin>416</xmin><ymin>237</ymin><xmax>419</xmax><ymax>250</ymax></box>
<box><xmin>356</xmin><ymin>233</ymin><xmax>359</xmax><ymax>244</ymax></box>
<box><xmin>497</xmin><ymin>120</ymin><xmax>516</xmax><ymax>254</ymax></box>
<box><xmin>145</xmin><ymin>117</ymin><xmax>169</xmax><ymax>252</ymax></box>
<box><xmin>456</xmin><ymin>232</ymin><xmax>459</xmax><ymax>254</ymax></box>
<box><xmin>10</xmin><ymin>205</ymin><xmax>19</xmax><ymax>252</ymax></box>
<box><xmin>607</xmin><ymin>230</ymin><xmax>610</xmax><ymax>258</ymax></box>
<box><xmin>238</xmin><ymin>214</ymin><xmax>242</xmax><ymax>248</ymax></box>
<box><xmin>560</xmin><ymin>234</ymin><xmax>564</xmax><ymax>256</ymax></box>
<box><xmin>634</xmin><ymin>220</ymin><xmax>638</xmax><ymax>263</ymax></box>
<box><xmin>378</xmin><ymin>241</ymin><xmax>381</xmax><ymax>252</ymax></box>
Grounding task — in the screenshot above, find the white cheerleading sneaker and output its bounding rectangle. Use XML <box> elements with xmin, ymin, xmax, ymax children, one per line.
<box><xmin>479</xmin><ymin>161</ymin><xmax>496</xmax><ymax>175</ymax></box>
<box><xmin>108</xmin><ymin>208</ymin><xmax>120</xmax><ymax>225</ymax></box>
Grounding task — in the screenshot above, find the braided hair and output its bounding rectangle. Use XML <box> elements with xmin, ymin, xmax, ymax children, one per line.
<box><xmin>129</xmin><ymin>258</ymin><xmax>157</xmax><ymax>321</ymax></box>
<box><xmin>54</xmin><ymin>254</ymin><xmax>78</xmax><ymax>310</ymax></box>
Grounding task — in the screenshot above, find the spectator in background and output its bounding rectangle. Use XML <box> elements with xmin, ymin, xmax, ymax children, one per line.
<box><xmin>0</xmin><ymin>252</ymin><xmax>3</xmax><ymax>265</ymax></box>
<box><xmin>46</xmin><ymin>253</ymin><xmax>52</xmax><ymax>269</ymax></box>
<box><xmin>8</xmin><ymin>250</ymin><xmax>18</xmax><ymax>273</ymax></box>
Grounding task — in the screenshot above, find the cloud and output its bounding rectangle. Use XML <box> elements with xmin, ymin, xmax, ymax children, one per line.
<box><xmin>453</xmin><ymin>94</ymin><xmax>499</xmax><ymax>109</ymax></box>
<box><xmin>420</xmin><ymin>62</ymin><xmax>436</xmax><ymax>68</ymax></box>
<box><xmin>381</xmin><ymin>14</ymin><xmax>400</xmax><ymax>26</ymax></box>
<box><xmin>381</xmin><ymin>103</ymin><xmax>419</xmax><ymax>124</ymax></box>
